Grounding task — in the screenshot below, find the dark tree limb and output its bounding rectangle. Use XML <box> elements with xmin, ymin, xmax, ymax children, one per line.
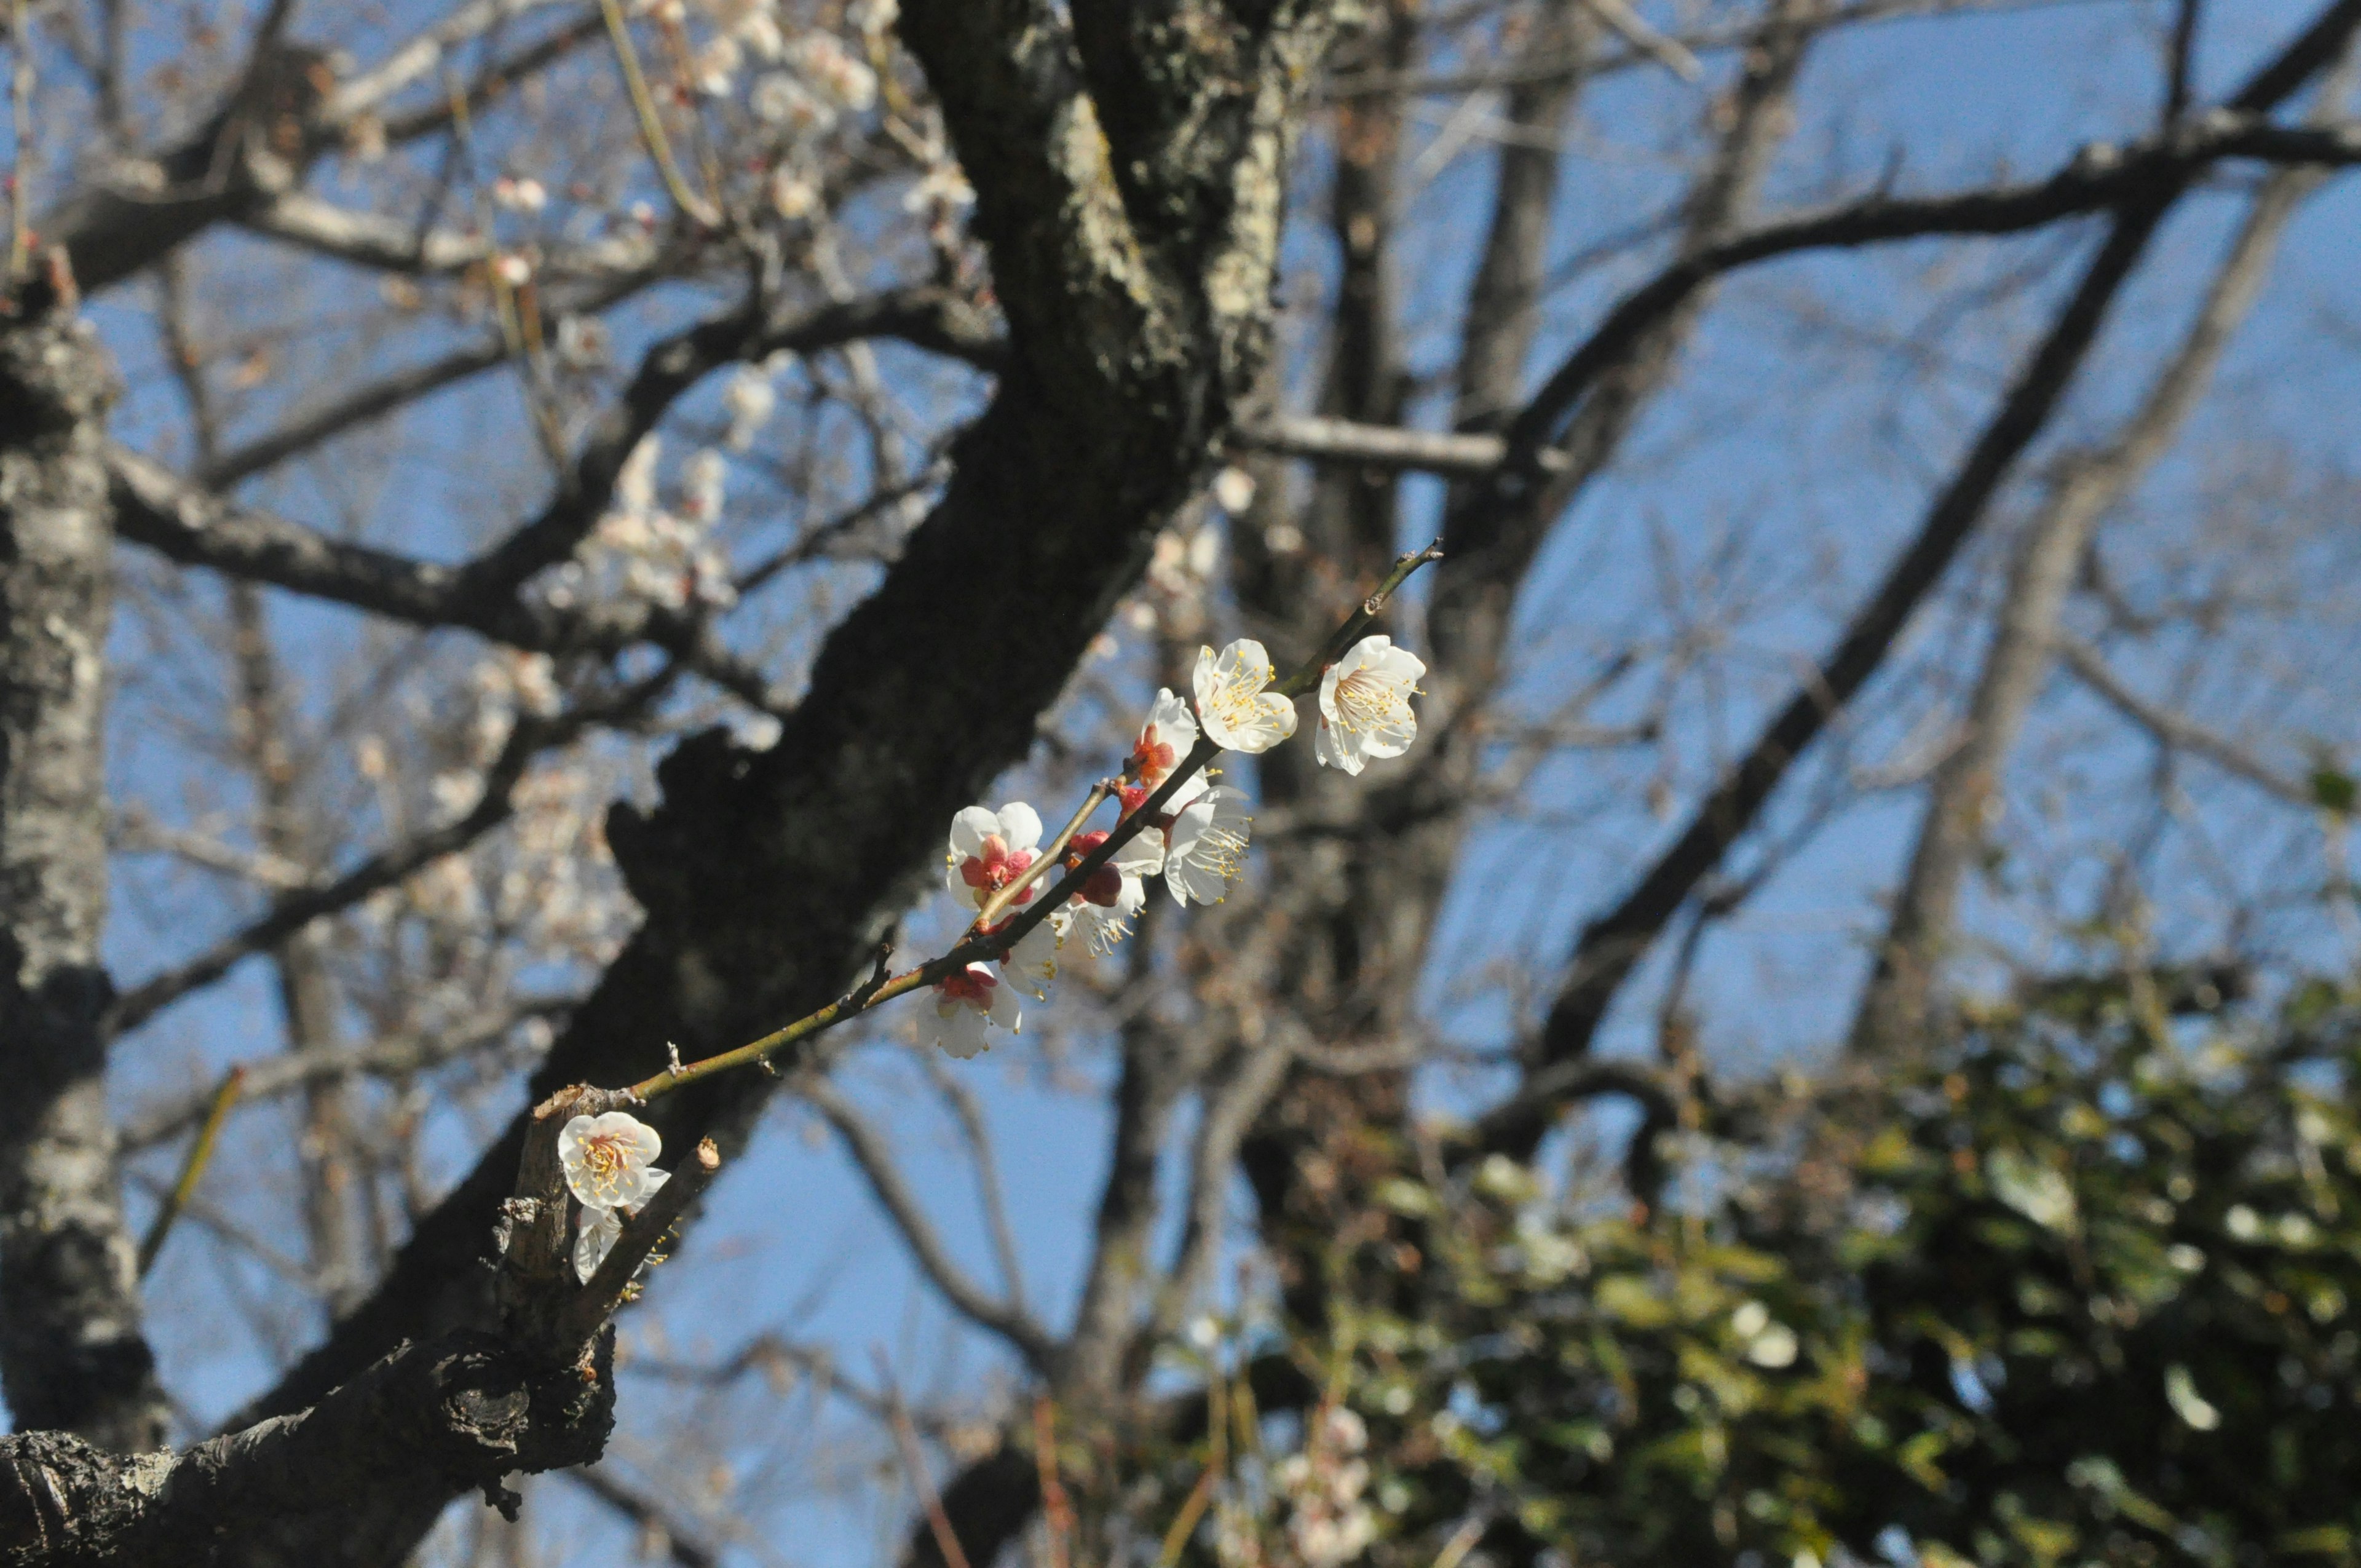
<box><xmin>1848</xmin><ymin>143</ymin><xmax>2332</xmax><ymax>1059</ymax></box>
<box><xmin>1472</xmin><ymin>0</ymin><xmax>2361</xmax><ymax>1158</ymax></box>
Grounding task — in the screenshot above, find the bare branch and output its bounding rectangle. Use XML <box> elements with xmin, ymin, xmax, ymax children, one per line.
<box><xmin>2057</xmin><ymin>636</ymin><xmax>2316</xmax><ymax>807</ymax></box>
<box><xmin>239</xmin><ymin>190</ymin><xmax>657</xmax><ymax>279</ymax></box>
<box><xmin>1849</xmin><ymin>129</ymin><xmax>2337</xmax><ymax>1056</ymax></box>
<box><xmin>103</xmin><ymin>675</ymin><xmax>666</xmax><ymax>1040</ymax></box>
<box><xmin>799</xmin><ymin>1077</ymin><xmax>1055</xmax><ymax>1369</ymax></box>
<box><xmin>562</xmin><ymin>1467</ymin><xmax>726</xmax><ymax>1568</ymax></box>
<box><xmin>1230</xmin><ymin>415</ymin><xmax>1551</xmax><ymax>477</ymax></box>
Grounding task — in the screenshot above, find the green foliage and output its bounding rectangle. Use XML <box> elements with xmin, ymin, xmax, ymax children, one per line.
<box><xmin>1201</xmin><ymin>986</ymin><xmax>2361</xmax><ymax>1568</ymax></box>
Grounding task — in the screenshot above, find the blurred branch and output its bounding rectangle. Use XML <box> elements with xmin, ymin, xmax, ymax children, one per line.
<box><xmin>121</xmin><ymin>1007</ymin><xmax>554</xmax><ymax>1150</ymax></box>
<box><xmin>134</xmin><ymin>1068</ymin><xmax>245</xmax><ymax>1277</ymax></box>
<box><xmin>1580</xmin><ymin>0</ymin><xmax>1703</xmax><ymax>80</ymax></box>
<box><xmin>326</xmin><ymin>0</ymin><xmax>584</xmax><ymax>122</ymax></box>
<box><xmin>197</xmin><ymin>267</ymin><xmax>659</xmax><ymax>486</ymax></box>
<box><xmin>562</xmin><ymin>1468</ymin><xmax>723</xmax><ymax>1568</ymax></box>
<box><xmin>801</xmin><ymin>1078</ymin><xmax>1056</xmax><ymax>1369</ymax></box>
<box><xmin>1471</xmin><ymin>1</ymin><xmax>2361</xmax><ymax>1158</ymax></box>
<box><xmin>1231</xmin><ymin>414</ymin><xmax>1554</xmax><ymax>477</ymax></box>
<box><xmin>922</xmin><ymin>1053</ymin><xmax>1028</xmax><ymax>1314</ymax></box>
<box><xmin>109</xmin><ymin>443</ymin><xmax>777</xmax><ymax>707</ymax></box>
<box><xmin>240</xmin><ymin>190</ymin><xmax>657</xmax><ymax>278</ymax></box>
<box><xmin>103</xmin><ymin>673</ymin><xmax>670</xmax><ymax>1040</ymax></box>
<box><xmin>1849</xmin><ymin>132</ymin><xmax>2338</xmax><ymax>1057</ymax></box>
<box><xmin>2057</xmin><ymin>636</ymin><xmax>2314</xmax><ymax>807</ymax></box>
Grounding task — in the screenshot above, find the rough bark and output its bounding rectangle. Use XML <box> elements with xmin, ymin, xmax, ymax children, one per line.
<box><xmin>0</xmin><ymin>289</ymin><xmax>168</xmax><ymax>1454</ymax></box>
<box><xmin>0</xmin><ymin>1091</ymin><xmax>718</xmax><ymax>1566</ymax></box>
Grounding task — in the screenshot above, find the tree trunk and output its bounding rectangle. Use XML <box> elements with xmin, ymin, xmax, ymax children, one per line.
<box><xmin>0</xmin><ymin>287</ymin><xmax>168</xmax><ymax>1454</ymax></box>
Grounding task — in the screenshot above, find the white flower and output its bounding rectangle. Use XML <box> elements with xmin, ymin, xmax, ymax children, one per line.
<box><xmin>1744</xmin><ymin>1323</ymin><xmax>1799</xmax><ymax>1369</ymax></box>
<box><xmin>1987</xmin><ymin>1147</ymin><xmax>2076</xmax><ymax>1232</ymax></box>
<box><xmin>769</xmin><ymin>165</ymin><xmax>821</xmax><ymax>218</ymax></box>
<box><xmin>792</xmin><ymin>34</ymin><xmax>876</xmax><ymax>109</ymax></box>
<box><xmin>946</xmin><ymin>802</ymin><xmax>1045</xmax><ymax>911</ymax></box>
<box><xmin>491</xmin><ymin>252</ymin><xmax>533</xmax><ymax>287</ymax></box>
<box><xmin>1131</xmin><ymin>687</ymin><xmax>1199</xmax><ymax>790</ymax></box>
<box><xmin>1059</xmin><ymin>830</ymin><xmax>1146</xmax><ymax>954</ymax></box>
<box><xmin>1006</xmin><ymin>908</ymin><xmax>1069</xmax><ymax>999</ymax></box>
<box><xmin>1192</xmin><ymin>639</ymin><xmax>1297</xmax><ymax>754</ymax></box>
<box><xmin>681</xmin><ymin>448</ymin><xmax>728</xmax><ymax>523</ymax></box>
<box><xmin>555</xmin><ymin>314</ymin><xmax>611</xmax><ymax>369</ymax></box>
<box><xmin>692</xmin><ymin>34</ymin><xmax>742</xmax><ymax>95</ymax></box>
<box><xmin>492</xmin><ymin>175</ymin><xmax>547</xmax><ymax>212</ymax></box>
<box><xmin>560</xmin><ymin>1111</ymin><xmax>663</xmax><ymax>1210</ymax></box>
<box><xmin>721</xmin><ymin>366</ymin><xmax>776</xmax><ymax>449</ymax></box>
<box><xmin>932</xmin><ymin>962</ymin><xmax>1020</xmax><ymax>1058</ymax></box>
<box><xmin>615</xmin><ymin>435</ymin><xmax>661</xmax><ymax>513</ymax></box>
<box><xmin>1212</xmin><ymin>465</ymin><xmax>1256</xmax><ymax>513</ymax></box>
<box><xmin>751</xmin><ymin>71</ymin><xmax>832</xmax><ymax>130</ymax></box>
<box><xmin>904</xmin><ymin>162</ymin><xmax>974</xmax><ymax>213</ymax></box>
<box><xmin>1315</xmin><ymin>635</ymin><xmax>1425</xmax><ymax>775</ymax></box>
<box><xmin>573</xmin><ymin>1166</ymin><xmax>670</xmax><ymax>1283</ymax></box>
<box><xmin>1162</xmin><ymin>774</ymin><xmax>1252</xmax><ymax>906</ymax></box>
<box><xmin>731</xmin><ymin>9</ymin><xmax>785</xmax><ymax>59</ymax></box>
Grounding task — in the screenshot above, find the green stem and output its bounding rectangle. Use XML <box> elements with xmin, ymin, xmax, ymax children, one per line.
<box><xmin>137</xmin><ymin>1066</ymin><xmax>246</xmax><ymax>1277</ymax></box>
<box><xmin>597</xmin><ymin>0</ymin><xmax>720</xmax><ymax>228</ymax></box>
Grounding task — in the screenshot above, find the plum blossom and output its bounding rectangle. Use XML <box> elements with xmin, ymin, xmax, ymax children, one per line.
<box><xmin>946</xmin><ymin>802</ymin><xmax>1045</xmax><ymax>913</ymax></box>
<box><xmin>932</xmin><ymin>962</ymin><xmax>1020</xmax><ymax>1058</ymax></box>
<box><xmin>752</xmin><ymin>71</ymin><xmax>832</xmax><ymax>132</ymax></box>
<box><xmin>692</xmin><ymin>34</ymin><xmax>743</xmax><ymax>95</ymax></box>
<box><xmin>904</xmin><ymin>162</ymin><xmax>975</xmax><ymax>214</ymax></box>
<box><xmin>1130</xmin><ymin>687</ymin><xmax>1199</xmax><ymax>791</ymax></box>
<box><xmin>560</xmin><ymin>1111</ymin><xmax>664</xmax><ymax>1210</ymax></box>
<box><xmin>1313</xmin><ymin>635</ymin><xmax>1425</xmax><ymax>775</ymax></box>
<box><xmin>615</xmin><ymin>435</ymin><xmax>661</xmax><ymax>512</ymax></box>
<box><xmin>681</xmin><ymin>448</ymin><xmax>729</xmax><ymax>523</ymax></box>
<box><xmin>699</xmin><ymin>0</ymin><xmax>786</xmax><ymax>57</ymax></box>
<box><xmin>1193</xmin><ymin>639</ymin><xmax>1297</xmax><ymax>754</ymax></box>
<box><xmin>1211</xmin><ymin>465</ymin><xmax>1256</xmax><ymax>513</ymax></box>
<box><xmin>574</xmin><ymin>1166</ymin><xmax>670</xmax><ymax>1283</ymax></box>
<box><xmin>769</xmin><ymin>165</ymin><xmax>821</xmax><ymax>218</ymax></box>
<box><xmin>1060</xmin><ymin>830</ymin><xmax>1146</xmax><ymax>954</ymax></box>
<box><xmin>1275</xmin><ymin>1406</ymin><xmax>1376</xmax><ymax>1568</ymax></box>
<box><xmin>1005</xmin><ymin>908</ymin><xmax>1069</xmax><ymax>1000</ymax></box>
<box><xmin>721</xmin><ymin>366</ymin><xmax>776</xmax><ymax>449</ymax></box>
<box><xmin>1162</xmin><ymin>773</ymin><xmax>1253</xmax><ymax>906</ymax></box>
<box><xmin>492</xmin><ymin>176</ymin><xmax>547</xmax><ymax>212</ymax></box>
<box><xmin>791</xmin><ymin>33</ymin><xmax>877</xmax><ymax>110</ymax></box>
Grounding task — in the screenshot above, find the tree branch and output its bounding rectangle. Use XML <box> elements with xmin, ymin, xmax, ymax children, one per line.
<box><xmin>799</xmin><ymin>1077</ymin><xmax>1055</xmax><ymax>1370</ymax></box>
<box><xmin>2057</xmin><ymin>636</ymin><xmax>2315</xmax><ymax>807</ymax></box>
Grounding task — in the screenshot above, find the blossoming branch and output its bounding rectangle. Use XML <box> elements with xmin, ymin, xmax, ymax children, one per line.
<box><xmin>618</xmin><ymin>540</ymin><xmax>1442</xmax><ymax>1101</ymax></box>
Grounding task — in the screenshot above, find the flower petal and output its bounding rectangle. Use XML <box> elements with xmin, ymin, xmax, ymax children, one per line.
<box><xmin>996</xmin><ymin>801</ymin><xmax>1043</xmax><ymax>852</ymax></box>
<box><xmin>949</xmin><ymin>806</ymin><xmax>1000</xmax><ymax>860</ymax></box>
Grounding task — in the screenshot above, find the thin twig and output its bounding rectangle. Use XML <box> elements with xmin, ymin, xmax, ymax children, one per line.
<box><xmin>137</xmin><ymin>1067</ymin><xmax>247</xmax><ymax>1277</ymax></box>
<box><xmin>875</xmin><ymin>1352</ymin><xmax>972</xmax><ymax>1568</ymax></box>
<box><xmin>596</xmin><ymin>0</ymin><xmax>719</xmax><ymax>226</ymax></box>
<box><xmin>1033</xmin><ymin>1397</ymin><xmax>1074</xmax><ymax>1568</ymax></box>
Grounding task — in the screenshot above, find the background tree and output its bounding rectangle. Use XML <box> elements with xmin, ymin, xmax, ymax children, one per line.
<box><xmin>0</xmin><ymin>0</ymin><xmax>2355</xmax><ymax>1561</ymax></box>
